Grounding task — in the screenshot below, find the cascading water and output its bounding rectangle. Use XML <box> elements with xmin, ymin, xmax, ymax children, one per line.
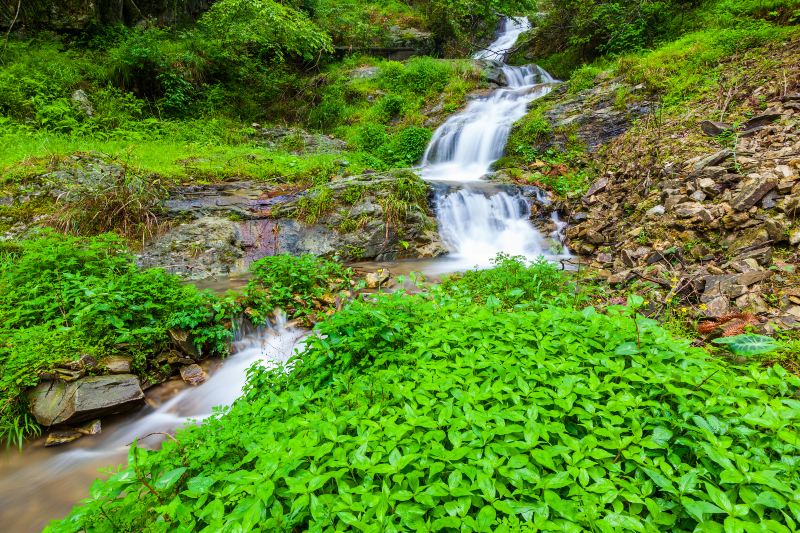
<box><xmin>0</xmin><ymin>319</ymin><xmax>307</xmax><ymax>533</ymax></box>
<box><xmin>419</xmin><ymin>16</ymin><xmax>569</xmax><ymax>269</ymax></box>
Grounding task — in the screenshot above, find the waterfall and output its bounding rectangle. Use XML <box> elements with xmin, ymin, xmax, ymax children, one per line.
<box><xmin>419</xmin><ymin>16</ymin><xmax>569</xmax><ymax>269</ymax></box>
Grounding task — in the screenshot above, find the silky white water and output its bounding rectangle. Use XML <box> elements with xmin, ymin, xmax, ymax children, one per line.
<box><xmin>420</xmin><ymin>16</ymin><xmax>569</xmax><ymax>269</ymax></box>
<box><xmin>0</xmin><ymin>321</ymin><xmax>307</xmax><ymax>533</ymax></box>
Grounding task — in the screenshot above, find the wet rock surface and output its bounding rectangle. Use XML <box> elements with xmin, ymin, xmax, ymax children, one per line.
<box><xmin>139</xmin><ymin>170</ymin><xmax>444</xmax><ymax>279</ymax></box>
<box><xmin>535</xmin><ymin>79</ymin><xmax>658</xmax><ymax>153</ymax></box>
<box><xmin>28</xmin><ymin>375</ymin><xmax>145</xmax><ymax>427</ymax></box>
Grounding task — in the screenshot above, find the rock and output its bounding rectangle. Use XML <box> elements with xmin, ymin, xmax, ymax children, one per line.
<box><xmin>365</xmin><ymin>269</ymin><xmax>391</xmax><ymax>289</ymax></box>
<box><xmin>58</xmin><ymin>354</ymin><xmax>98</xmax><ymax>371</ymax></box>
<box><xmin>665</xmin><ymin>195</ymin><xmax>690</xmax><ymax>210</ymax></box>
<box><xmin>180</xmin><ymin>364</ymin><xmax>208</xmax><ymax>386</ymax></box>
<box><xmin>169</xmin><ymin>329</ymin><xmax>202</xmax><ymax>359</ymax></box>
<box><xmin>607</xmin><ymin>270</ymin><xmax>632</xmax><ymax>285</ymax></box>
<box><xmin>732</xmin><ymin>246</ymin><xmax>773</xmax><ymax>266</ymax></box>
<box><xmin>45</xmin><ymin>429</ymin><xmax>83</xmax><ymax>447</ymax></box>
<box><xmin>645</xmin><ymin>205</ymin><xmax>665</xmax><ymax>217</ymax></box>
<box><xmin>741</xmin><ymin>113</ymin><xmax>781</xmax><ymax>132</ymax></box>
<box><xmin>597</xmin><ymin>253</ymin><xmax>613</xmax><ymax>263</ymax></box>
<box><xmin>585</xmin><ymin>229</ymin><xmax>605</xmax><ymax>244</ymax></box>
<box><xmin>584</xmin><ymin>177</ymin><xmax>609</xmax><ymax>199</ymax></box>
<box><xmin>102</xmin><ymin>355</ymin><xmax>132</xmax><ymax>374</ymax></box>
<box><xmin>731</xmin><ymin>176</ymin><xmax>777</xmax><ymax>211</ymax></box>
<box><xmin>782</xmin><ymin>194</ymin><xmax>800</xmax><ymax>218</ymax></box>
<box><xmin>690</xmin><ymin>190</ymin><xmax>707</xmax><ymax>202</ymax></box>
<box><xmin>689</xmin><ymin>150</ymin><xmax>733</xmax><ymax>172</ymax></box>
<box><xmin>71</xmin><ymin>89</ymin><xmax>94</xmax><ymax>117</ymax></box>
<box><xmin>700</xmin><ymin>121</ymin><xmax>732</xmax><ymax>136</ymax></box>
<box><xmin>674</xmin><ymin>202</ymin><xmax>712</xmax><ymax>222</ymax></box>
<box><xmin>738</xmin><ymin>270</ymin><xmax>772</xmax><ymax>286</ymax></box>
<box><xmin>790</xmin><ymin>229</ymin><xmax>800</xmax><ymax>246</ymax></box>
<box><xmin>76</xmin><ymin>419</ymin><xmax>102</xmax><ymax>436</ymax></box>
<box><xmin>697</xmin><ymin>177</ymin><xmax>717</xmax><ymax>193</ymax></box>
<box><xmin>774</xmin><ymin>165</ymin><xmax>796</xmax><ymax>179</ymax></box>
<box><xmin>28</xmin><ymin>375</ymin><xmax>145</xmax><ymax>427</ymax></box>
<box><xmin>704</xmin><ymin>296</ymin><xmax>731</xmax><ymax>318</ymax></box>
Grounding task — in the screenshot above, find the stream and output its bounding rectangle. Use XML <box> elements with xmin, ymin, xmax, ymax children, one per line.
<box><xmin>0</xmin><ymin>16</ymin><xmax>568</xmax><ymax>532</ymax></box>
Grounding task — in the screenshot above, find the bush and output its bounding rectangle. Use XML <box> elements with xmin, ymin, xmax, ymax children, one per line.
<box><xmin>0</xmin><ymin>233</ymin><xmax>233</xmax><ymax>447</ymax></box>
<box><xmin>378</xmin><ymin>126</ymin><xmax>433</xmax><ymax>166</ymax></box>
<box><xmin>49</xmin><ymin>261</ymin><xmax>800</xmax><ymax>532</ymax></box>
<box><xmin>240</xmin><ymin>254</ymin><xmax>353</xmax><ymax>323</ymax></box>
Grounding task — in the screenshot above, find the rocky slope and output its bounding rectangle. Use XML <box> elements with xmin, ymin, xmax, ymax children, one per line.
<box><xmin>528</xmin><ymin>38</ymin><xmax>800</xmax><ymax>332</ymax></box>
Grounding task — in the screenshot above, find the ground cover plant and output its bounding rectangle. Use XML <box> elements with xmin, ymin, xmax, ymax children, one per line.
<box><xmin>49</xmin><ymin>258</ymin><xmax>800</xmax><ymax>531</ymax></box>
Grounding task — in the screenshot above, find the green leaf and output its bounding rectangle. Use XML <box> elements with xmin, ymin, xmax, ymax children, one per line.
<box><xmin>155</xmin><ymin>467</ymin><xmax>187</xmax><ymax>491</ymax></box>
<box><xmin>712</xmin><ymin>334</ymin><xmax>779</xmax><ymax>356</ymax></box>
<box><xmin>476</xmin><ymin>505</ymin><xmax>496</xmax><ymax>531</ymax></box>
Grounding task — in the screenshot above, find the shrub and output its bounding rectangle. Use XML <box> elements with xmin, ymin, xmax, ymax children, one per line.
<box><xmin>240</xmin><ymin>254</ymin><xmax>352</xmax><ymax>323</ymax></box>
<box><xmin>0</xmin><ymin>233</ymin><xmax>233</xmax><ymax>447</ymax></box>
<box><xmin>378</xmin><ymin>126</ymin><xmax>433</xmax><ymax>166</ymax></box>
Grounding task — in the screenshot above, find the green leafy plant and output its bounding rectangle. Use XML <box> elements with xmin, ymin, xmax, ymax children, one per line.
<box><xmin>240</xmin><ymin>254</ymin><xmax>352</xmax><ymax>324</ymax></box>
<box><xmin>48</xmin><ymin>258</ymin><xmax>800</xmax><ymax>532</ymax></box>
<box><xmin>713</xmin><ymin>333</ymin><xmax>781</xmax><ymax>356</ymax></box>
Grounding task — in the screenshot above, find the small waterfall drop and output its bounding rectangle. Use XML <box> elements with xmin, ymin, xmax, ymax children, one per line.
<box><xmin>419</xmin><ymin>16</ymin><xmax>569</xmax><ymax>268</ymax></box>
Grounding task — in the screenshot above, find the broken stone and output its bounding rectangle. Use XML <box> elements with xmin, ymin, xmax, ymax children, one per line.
<box><xmin>741</xmin><ymin>113</ymin><xmax>781</xmax><ymax>132</ymax></box>
<box><xmin>732</xmin><ymin>177</ymin><xmax>777</xmax><ymax>211</ymax></box>
<box><xmin>102</xmin><ymin>355</ymin><xmax>132</xmax><ymax>374</ymax></box>
<box><xmin>59</xmin><ymin>354</ymin><xmax>98</xmax><ymax>371</ymax></box>
<box><xmin>690</xmin><ymin>190</ymin><xmax>707</xmax><ymax>202</ymax></box>
<box><xmin>645</xmin><ymin>205</ymin><xmax>665</xmax><ymax>217</ymax></box>
<box><xmin>665</xmin><ymin>195</ymin><xmax>690</xmax><ymax>211</ymax></box>
<box><xmin>45</xmin><ymin>429</ymin><xmax>83</xmax><ymax>447</ymax></box>
<box><xmin>365</xmin><ymin>269</ymin><xmax>391</xmax><ymax>288</ymax></box>
<box><xmin>584</xmin><ymin>177</ymin><xmax>609</xmax><ymax>199</ymax></box>
<box><xmin>774</xmin><ymin>165</ymin><xmax>796</xmax><ymax>180</ymax></box>
<box><xmin>169</xmin><ymin>329</ymin><xmax>202</xmax><ymax>360</ymax></box>
<box><xmin>738</xmin><ymin>270</ymin><xmax>771</xmax><ymax>286</ymax></box>
<box><xmin>180</xmin><ymin>364</ymin><xmax>208</xmax><ymax>386</ymax></box>
<box><xmin>585</xmin><ymin>230</ymin><xmax>605</xmax><ymax>245</ymax></box>
<box><xmin>732</xmin><ymin>247</ymin><xmax>773</xmax><ymax>266</ymax></box>
<box><xmin>790</xmin><ymin>229</ymin><xmax>800</xmax><ymax>246</ymax></box>
<box><xmin>704</xmin><ymin>296</ymin><xmax>730</xmax><ymax>318</ymax></box>
<box><xmin>700</xmin><ymin>120</ymin><xmax>732</xmax><ymax>136</ymax></box>
<box><xmin>690</xmin><ymin>150</ymin><xmax>733</xmax><ymax>172</ymax></box>
<box><xmin>697</xmin><ymin>177</ymin><xmax>717</xmax><ymax>192</ymax></box>
<box><xmin>76</xmin><ymin>419</ymin><xmax>102</xmax><ymax>435</ymax></box>
<box><xmin>28</xmin><ymin>375</ymin><xmax>144</xmax><ymax>427</ymax></box>
<box><xmin>607</xmin><ymin>270</ymin><xmax>632</xmax><ymax>285</ymax></box>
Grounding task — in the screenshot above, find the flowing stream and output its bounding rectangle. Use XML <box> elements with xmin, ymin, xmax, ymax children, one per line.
<box><xmin>420</xmin><ymin>16</ymin><xmax>568</xmax><ymax>270</ymax></box>
<box><xmin>0</xmin><ymin>16</ymin><xmax>571</xmax><ymax>531</ymax></box>
<box><xmin>0</xmin><ymin>320</ymin><xmax>307</xmax><ymax>532</ymax></box>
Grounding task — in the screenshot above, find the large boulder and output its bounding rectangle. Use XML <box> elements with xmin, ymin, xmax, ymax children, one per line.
<box><xmin>28</xmin><ymin>375</ymin><xmax>145</xmax><ymax>426</ymax></box>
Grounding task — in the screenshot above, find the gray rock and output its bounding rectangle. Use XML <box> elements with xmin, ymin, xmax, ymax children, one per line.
<box><xmin>700</xmin><ymin>121</ymin><xmax>732</xmax><ymax>136</ymax></box>
<box><xmin>732</xmin><ymin>177</ymin><xmax>777</xmax><ymax>211</ymax></box>
<box><xmin>71</xmin><ymin>89</ymin><xmax>94</xmax><ymax>117</ymax></box>
<box><xmin>102</xmin><ymin>355</ymin><xmax>132</xmax><ymax>374</ymax></box>
<box><xmin>180</xmin><ymin>364</ymin><xmax>207</xmax><ymax>386</ymax></box>
<box><xmin>741</xmin><ymin>113</ymin><xmax>781</xmax><ymax>132</ymax></box>
<box><xmin>690</xmin><ymin>150</ymin><xmax>733</xmax><ymax>172</ymax></box>
<box><xmin>584</xmin><ymin>177</ymin><xmax>609</xmax><ymax>199</ymax></box>
<box><xmin>28</xmin><ymin>375</ymin><xmax>145</xmax><ymax>427</ymax></box>
<box><xmin>704</xmin><ymin>296</ymin><xmax>731</xmax><ymax>318</ymax></box>
<box><xmin>645</xmin><ymin>205</ymin><xmax>665</xmax><ymax>217</ymax></box>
